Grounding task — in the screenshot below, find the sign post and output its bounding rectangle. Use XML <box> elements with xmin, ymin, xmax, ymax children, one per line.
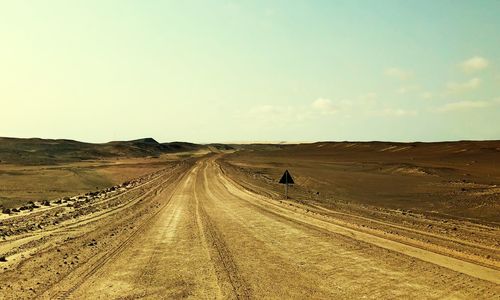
<box><xmin>279</xmin><ymin>170</ymin><xmax>294</xmax><ymax>199</ymax></box>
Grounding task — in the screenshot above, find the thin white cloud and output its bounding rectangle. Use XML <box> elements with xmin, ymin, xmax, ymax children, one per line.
<box><xmin>434</xmin><ymin>98</ymin><xmax>500</xmax><ymax>113</ymax></box>
<box><xmin>248</xmin><ymin>104</ymin><xmax>312</xmax><ymax>124</ymax></box>
<box><xmin>397</xmin><ymin>84</ymin><xmax>420</xmax><ymax>94</ymax></box>
<box><xmin>446</xmin><ymin>78</ymin><xmax>481</xmax><ymax>93</ymax></box>
<box><xmin>312</xmin><ymin>97</ymin><xmax>415</xmax><ymax>117</ymax></box>
<box><xmin>358</xmin><ymin>92</ymin><xmax>377</xmax><ymax>102</ymax></box>
<box><xmin>371</xmin><ymin>108</ymin><xmax>417</xmax><ymax>117</ymax></box>
<box><xmin>358</xmin><ymin>92</ymin><xmax>377</xmax><ymax>108</ymax></box>
<box><xmin>249</xmin><ymin>95</ymin><xmax>420</xmax><ymax>125</ymax></box>
<box><xmin>249</xmin><ymin>105</ymin><xmax>281</xmax><ymax>114</ymax></box>
<box><xmin>460</xmin><ymin>56</ymin><xmax>489</xmax><ymax>72</ymax></box>
<box><xmin>312</xmin><ymin>98</ymin><xmax>337</xmax><ymax>114</ymax></box>
<box><xmin>385</xmin><ymin>67</ymin><xmax>413</xmax><ymax>80</ymax></box>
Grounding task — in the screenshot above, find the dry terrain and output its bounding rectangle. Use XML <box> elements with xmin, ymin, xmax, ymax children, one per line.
<box><xmin>0</xmin><ymin>141</ymin><xmax>499</xmax><ymax>299</ymax></box>
<box><xmin>0</xmin><ymin>157</ymin><xmax>173</xmax><ymax>209</ymax></box>
<box><xmin>0</xmin><ymin>137</ymin><xmax>210</xmax><ymax>209</ymax></box>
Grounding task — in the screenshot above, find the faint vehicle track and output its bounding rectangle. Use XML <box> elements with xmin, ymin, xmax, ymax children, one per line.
<box><xmin>221</xmin><ymin>161</ymin><xmax>500</xmax><ymax>267</ymax></box>
<box><xmin>0</xmin><ymin>168</ymin><xmax>180</xmax><ymax>263</ymax></box>
<box><xmin>2</xmin><ymin>155</ymin><xmax>498</xmax><ymax>299</ymax></box>
<box><xmin>194</xmin><ymin>164</ymin><xmax>252</xmax><ymax>299</ymax></box>
<box><xmin>40</xmin><ymin>166</ymin><xmax>193</xmax><ymax>299</ymax></box>
<box><xmin>215</xmin><ymin>159</ymin><xmax>500</xmax><ymax>284</ymax></box>
<box><xmin>218</xmin><ymin>157</ymin><xmax>500</xmax><ymax>265</ymax></box>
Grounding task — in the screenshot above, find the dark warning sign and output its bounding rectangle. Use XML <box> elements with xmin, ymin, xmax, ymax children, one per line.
<box><xmin>279</xmin><ymin>170</ymin><xmax>294</xmax><ymax>184</ymax></box>
<box><xmin>279</xmin><ymin>170</ymin><xmax>294</xmax><ymax>199</ymax></box>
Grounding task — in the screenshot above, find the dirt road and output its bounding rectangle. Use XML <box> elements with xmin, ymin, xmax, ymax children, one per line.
<box><xmin>1</xmin><ymin>155</ymin><xmax>499</xmax><ymax>299</ymax></box>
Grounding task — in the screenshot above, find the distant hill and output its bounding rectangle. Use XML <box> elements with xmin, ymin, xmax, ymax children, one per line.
<box><xmin>2</xmin><ymin>137</ymin><xmax>498</xmax><ymax>165</ymax></box>
<box><xmin>162</xmin><ymin>141</ymin><xmax>205</xmax><ymax>152</ymax></box>
<box><xmin>0</xmin><ymin>137</ymin><xmax>211</xmax><ymax>165</ymax></box>
<box><xmin>282</xmin><ymin>140</ymin><xmax>500</xmax><ymax>157</ymax></box>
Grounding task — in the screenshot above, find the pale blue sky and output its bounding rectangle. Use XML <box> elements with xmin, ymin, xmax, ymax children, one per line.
<box><xmin>1</xmin><ymin>1</ymin><xmax>499</xmax><ymax>143</ymax></box>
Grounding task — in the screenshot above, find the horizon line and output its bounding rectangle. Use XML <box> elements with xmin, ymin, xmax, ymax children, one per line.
<box><xmin>1</xmin><ymin>136</ymin><xmax>499</xmax><ymax>145</ymax></box>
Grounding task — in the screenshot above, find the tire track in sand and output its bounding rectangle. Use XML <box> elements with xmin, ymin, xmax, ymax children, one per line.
<box><xmin>44</xmin><ymin>167</ymin><xmax>193</xmax><ymax>300</ymax></box>
<box><xmin>193</xmin><ymin>162</ymin><xmax>252</xmax><ymax>299</ymax></box>
<box><xmin>216</xmin><ymin>159</ymin><xmax>500</xmax><ymax>285</ymax></box>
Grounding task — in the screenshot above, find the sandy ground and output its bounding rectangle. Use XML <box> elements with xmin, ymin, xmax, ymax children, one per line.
<box><xmin>0</xmin><ymin>154</ymin><xmax>498</xmax><ymax>299</ymax></box>
<box><xmin>0</xmin><ymin>152</ymin><xmax>209</xmax><ymax>209</ymax></box>
<box><xmin>222</xmin><ymin>142</ymin><xmax>500</xmax><ymax>223</ymax></box>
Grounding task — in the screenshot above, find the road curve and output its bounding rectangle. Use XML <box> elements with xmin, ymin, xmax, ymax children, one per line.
<box><xmin>11</xmin><ymin>155</ymin><xmax>499</xmax><ymax>299</ymax></box>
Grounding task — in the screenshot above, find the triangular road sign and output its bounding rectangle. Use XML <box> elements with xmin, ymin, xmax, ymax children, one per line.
<box><xmin>279</xmin><ymin>170</ymin><xmax>294</xmax><ymax>184</ymax></box>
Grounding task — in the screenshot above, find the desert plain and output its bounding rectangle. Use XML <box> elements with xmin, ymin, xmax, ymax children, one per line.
<box><xmin>0</xmin><ymin>137</ymin><xmax>499</xmax><ymax>299</ymax></box>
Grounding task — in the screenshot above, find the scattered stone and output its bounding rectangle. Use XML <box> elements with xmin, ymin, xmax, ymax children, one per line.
<box><xmin>0</xmin><ymin>256</ymin><xmax>7</xmax><ymax>262</ymax></box>
<box><xmin>2</xmin><ymin>208</ymin><xmax>11</xmax><ymax>214</ymax></box>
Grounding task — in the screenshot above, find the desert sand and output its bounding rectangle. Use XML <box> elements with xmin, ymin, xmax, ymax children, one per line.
<box><xmin>0</xmin><ymin>141</ymin><xmax>499</xmax><ymax>299</ymax></box>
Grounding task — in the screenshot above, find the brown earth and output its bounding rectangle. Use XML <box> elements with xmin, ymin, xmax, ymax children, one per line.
<box><xmin>0</xmin><ymin>145</ymin><xmax>499</xmax><ymax>299</ymax></box>
<box><xmin>222</xmin><ymin>141</ymin><xmax>500</xmax><ymax>223</ymax></box>
<box><xmin>0</xmin><ymin>156</ymin><xmax>191</xmax><ymax>209</ymax></box>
